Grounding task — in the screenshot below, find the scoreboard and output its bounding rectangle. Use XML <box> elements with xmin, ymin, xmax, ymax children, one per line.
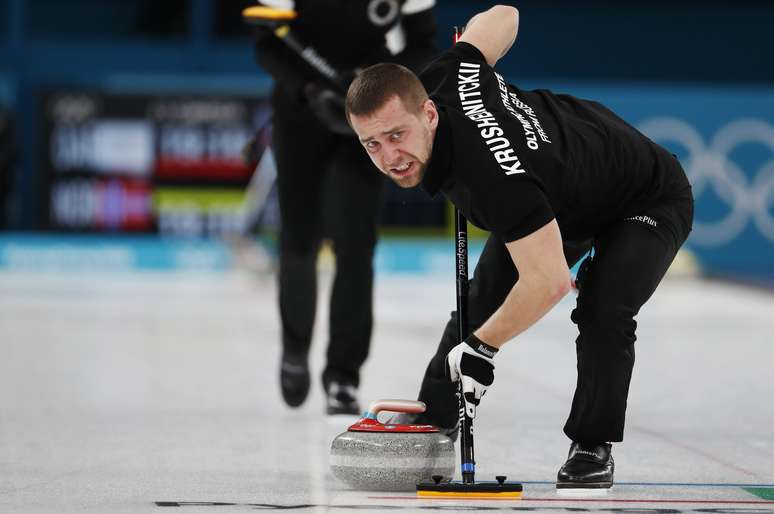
<box><xmin>42</xmin><ymin>91</ymin><xmax>273</xmax><ymax>238</ymax></box>
<box><xmin>41</xmin><ymin>89</ymin><xmax>446</xmax><ymax>238</ymax></box>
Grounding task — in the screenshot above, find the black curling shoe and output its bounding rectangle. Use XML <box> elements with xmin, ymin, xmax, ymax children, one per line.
<box><xmin>279</xmin><ymin>352</ymin><xmax>310</xmax><ymax>407</ymax></box>
<box><xmin>324</xmin><ymin>380</ymin><xmax>360</xmax><ymax>415</ymax></box>
<box><xmin>556</xmin><ymin>442</ymin><xmax>614</xmax><ymax>491</ymax></box>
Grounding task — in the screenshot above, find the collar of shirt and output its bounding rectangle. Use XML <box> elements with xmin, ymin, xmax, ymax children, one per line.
<box><xmin>420</xmin><ymin>105</ymin><xmax>452</xmax><ymax>198</ymax></box>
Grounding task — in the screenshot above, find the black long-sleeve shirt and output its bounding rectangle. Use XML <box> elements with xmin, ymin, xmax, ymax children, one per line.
<box><xmin>252</xmin><ymin>0</ymin><xmax>438</xmax><ymax>101</ymax></box>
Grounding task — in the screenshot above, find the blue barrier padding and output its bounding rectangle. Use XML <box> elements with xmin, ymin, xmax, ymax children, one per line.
<box><xmin>0</xmin><ymin>234</ymin><xmax>592</xmax><ymax>275</ymax></box>
<box><xmin>0</xmin><ymin>233</ymin><xmax>232</xmax><ymax>271</ymax></box>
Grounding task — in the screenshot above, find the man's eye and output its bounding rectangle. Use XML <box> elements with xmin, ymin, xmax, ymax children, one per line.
<box><xmin>390</xmin><ymin>132</ymin><xmax>403</xmax><ymax>141</ymax></box>
<box><xmin>366</xmin><ymin>141</ymin><xmax>379</xmax><ymax>151</ymax></box>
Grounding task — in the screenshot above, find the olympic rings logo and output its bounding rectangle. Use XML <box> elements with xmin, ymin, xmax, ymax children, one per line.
<box><xmin>638</xmin><ymin>117</ymin><xmax>774</xmax><ymax>246</ymax></box>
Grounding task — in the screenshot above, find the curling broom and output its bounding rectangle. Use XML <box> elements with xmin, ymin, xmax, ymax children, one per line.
<box><xmin>416</xmin><ymin>26</ymin><xmax>523</xmax><ymax>501</ymax></box>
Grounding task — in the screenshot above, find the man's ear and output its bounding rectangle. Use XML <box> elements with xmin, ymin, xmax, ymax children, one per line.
<box><xmin>423</xmin><ymin>99</ymin><xmax>438</xmax><ymax>128</ymax></box>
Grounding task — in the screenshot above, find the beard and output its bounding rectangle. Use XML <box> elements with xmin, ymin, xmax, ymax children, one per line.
<box><xmin>391</xmin><ymin>161</ymin><xmax>426</xmax><ymax>188</ymax></box>
<box><xmin>391</xmin><ymin>128</ymin><xmax>433</xmax><ymax>188</ymax></box>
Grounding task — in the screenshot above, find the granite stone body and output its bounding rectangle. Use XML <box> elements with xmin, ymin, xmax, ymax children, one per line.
<box><xmin>330</xmin><ymin>431</ymin><xmax>455</xmax><ymax>491</ymax></box>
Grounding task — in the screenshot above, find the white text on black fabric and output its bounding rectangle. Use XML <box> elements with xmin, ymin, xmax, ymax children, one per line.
<box><xmin>457</xmin><ymin>62</ymin><xmax>524</xmax><ymax>175</ymax></box>
<box><xmin>495</xmin><ymin>72</ymin><xmax>552</xmax><ymax>148</ymax></box>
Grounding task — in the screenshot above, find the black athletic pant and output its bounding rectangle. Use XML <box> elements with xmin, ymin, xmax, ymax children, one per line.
<box><xmin>417</xmin><ymin>190</ymin><xmax>693</xmax><ymax>444</ymax></box>
<box><xmin>271</xmin><ymin>89</ymin><xmax>383</xmax><ymax>389</ymax></box>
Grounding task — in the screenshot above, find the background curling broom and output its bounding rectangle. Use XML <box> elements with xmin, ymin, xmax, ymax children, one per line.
<box><xmin>241</xmin><ymin>5</ymin><xmax>350</xmax><ymax>93</ymax></box>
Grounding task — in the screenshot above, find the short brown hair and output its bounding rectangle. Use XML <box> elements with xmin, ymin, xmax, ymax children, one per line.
<box><xmin>345</xmin><ymin>63</ymin><xmax>429</xmax><ymax>122</ymax></box>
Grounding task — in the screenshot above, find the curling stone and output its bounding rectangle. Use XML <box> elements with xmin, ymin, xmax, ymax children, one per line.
<box><xmin>330</xmin><ymin>399</ymin><xmax>455</xmax><ymax>491</ymax></box>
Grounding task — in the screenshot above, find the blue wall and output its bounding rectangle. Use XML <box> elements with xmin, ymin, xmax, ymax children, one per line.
<box><xmin>541</xmin><ymin>81</ymin><xmax>774</xmax><ymax>282</ymax></box>
<box><xmin>0</xmin><ymin>0</ymin><xmax>772</xmax><ymax>282</ymax></box>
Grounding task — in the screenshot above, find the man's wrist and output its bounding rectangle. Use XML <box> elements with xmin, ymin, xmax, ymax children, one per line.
<box><xmin>465</xmin><ymin>333</ymin><xmax>498</xmax><ymax>358</ymax></box>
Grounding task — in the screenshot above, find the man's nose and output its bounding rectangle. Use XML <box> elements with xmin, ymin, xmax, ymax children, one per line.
<box><xmin>384</xmin><ymin>144</ymin><xmax>401</xmax><ymax>165</ymax></box>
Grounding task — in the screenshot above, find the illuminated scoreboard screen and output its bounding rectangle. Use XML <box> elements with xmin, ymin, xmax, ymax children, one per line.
<box><xmin>42</xmin><ymin>89</ymin><xmax>446</xmax><ymax>237</ymax></box>
<box><xmin>42</xmin><ymin>90</ymin><xmax>273</xmax><ymax>237</ymax></box>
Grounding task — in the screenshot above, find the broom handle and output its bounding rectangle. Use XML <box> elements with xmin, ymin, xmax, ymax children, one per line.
<box><xmin>452</xmin><ymin>24</ymin><xmax>475</xmax><ymax>486</ymax></box>
<box><xmin>455</xmin><ymin>208</ymin><xmax>475</xmax><ymax>484</ymax></box>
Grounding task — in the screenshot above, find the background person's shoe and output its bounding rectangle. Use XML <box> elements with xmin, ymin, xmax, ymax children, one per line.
<box><xmin>556</xmin><ymin>442</ymin><xmax>614</xmax><ymax>492</ymax></box>
<box><xmin>280</xmin><ymin>352</ymin><xmax>310</xmax><ymax>407</ymax></box>
<box><xmin>325</xmin><ymin>381</ymin><xmax>360</xmax><ymax>415</ymax></box>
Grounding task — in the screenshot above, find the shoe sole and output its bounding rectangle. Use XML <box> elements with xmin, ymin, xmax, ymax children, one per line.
<box><xmin>280</xmin><ymin>381</ymin><xmax>310</xmax><ymax>407</ymax></box>
<box><xmin>556</xmin><ymin>483</ymin><xmax>613</xmax><ymax>496</ymax></box>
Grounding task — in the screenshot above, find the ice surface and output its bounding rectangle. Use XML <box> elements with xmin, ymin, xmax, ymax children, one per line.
<box><xmin>0</xmin><ymin>270</ymin><xmax>772</xmax><ymax>512</ymax></box>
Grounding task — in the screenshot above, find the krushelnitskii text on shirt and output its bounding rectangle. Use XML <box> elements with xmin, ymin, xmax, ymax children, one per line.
<box><xmin>457</xmin><ymin>61</ymin><xmax>524</xmax><ymax>175</ymax></box>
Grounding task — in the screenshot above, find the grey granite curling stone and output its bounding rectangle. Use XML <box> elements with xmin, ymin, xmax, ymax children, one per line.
<box><xmin>330</xmin><ymin>399</ymin><xmax>455</xmax><ymax>491</ymax></box>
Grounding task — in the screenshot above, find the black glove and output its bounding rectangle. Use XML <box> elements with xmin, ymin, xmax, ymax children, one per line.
<box><xmin>303</xmin><ymin>82</ymin><xmax>354</xmax><ymax>136</ymax></box>
<box><xmin>446</xmin><ymin>334</ymin><xmax>498</xmax><ymax>419</ymax></box>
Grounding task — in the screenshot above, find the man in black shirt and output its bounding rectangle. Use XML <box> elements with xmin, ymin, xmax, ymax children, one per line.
<box><xmin>345</xmin><ymin>5</ymin><xmax>693</xmax><ymax>490</ymax></box>
<box><xmin>251</xmin><ymin>0</ymin><xmax>438</xmax><ymax>415</ymax></box>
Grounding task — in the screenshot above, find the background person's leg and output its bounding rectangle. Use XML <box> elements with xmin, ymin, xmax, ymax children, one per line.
<box><xmin>322</xmin><ymin>138</ymin><xmax>383</xmax><ymax>398</ymax></box>
<box><xmin>272</xmin><ymin>95</ymin><xmax>336</xmax><ymax>406</ymax></box>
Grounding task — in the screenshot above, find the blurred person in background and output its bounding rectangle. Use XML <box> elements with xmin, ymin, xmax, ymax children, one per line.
<box><xmin>250</xmin><ymin>0</ymin><xmax>438</xmax><ymax>415</ymax></box>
